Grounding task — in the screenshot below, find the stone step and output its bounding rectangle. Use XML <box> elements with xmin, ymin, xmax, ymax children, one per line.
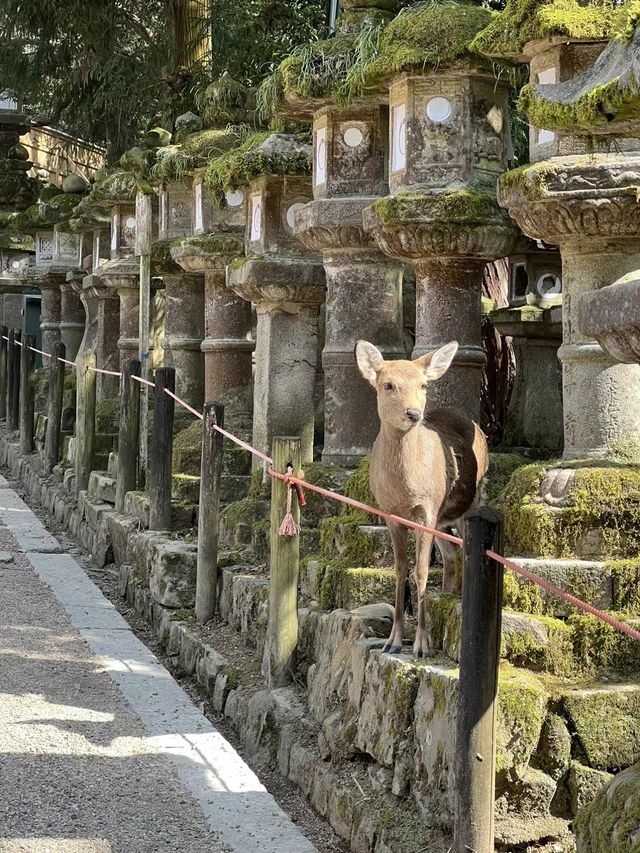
<box><xmin>123</xmin><ymin>490</ymin><xmax>197</xmax><ymax>531</ymax></box>
<box><xmin>172</xmin><ymin>472</ymin><xmax>250</xmax><ymax>505</ymax></box>
<box><xmin>107</xmin><ymin>451</ymin><xmax>118</xmax><ymax>477</ymax></box>
<box><xmin>88</xmin><ymin>470</ymin><xmax>117</xmax><ymax>504</ymax></box>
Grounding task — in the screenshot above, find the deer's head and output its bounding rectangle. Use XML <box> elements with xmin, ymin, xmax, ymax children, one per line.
<box><xmin>355</xmin><ymin>340</ymin><xmax>458</xmax><ymax>431</ymax></box>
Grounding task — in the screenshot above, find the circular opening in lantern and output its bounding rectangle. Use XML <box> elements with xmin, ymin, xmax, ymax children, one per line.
<box><xmin>125</xmin><ymin>216</ymin><xmax>136</xmax><ymax>230</ymax></box>
<box><xmin>225</xmin><ymin>189</ymin><xmax>244</xmax><ymax>207</ymax></box>
<box><xmin>426</xmin><ymin>97</ymin><xmax>452</xmax><ymax>123</ymax></box>
<box><xmin>343</xmin><ymin>127</ymin><xmax>363</xmax><ymax>148</ymax></box>
<box><xmin>286</xmin><ymin>202</ymin><xmax>306</xmax><ymax>229</ymax></box>
<box><xmin>536</xmin><ymin>272</ymin><xmax>561</xmax><ymax>297</ymax></box>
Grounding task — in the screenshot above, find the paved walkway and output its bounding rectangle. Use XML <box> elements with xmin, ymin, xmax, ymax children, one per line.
<box><xmin>0</xmin><ymin>475</ymin><xmax>316</xmax><ymax>853</ymax></box>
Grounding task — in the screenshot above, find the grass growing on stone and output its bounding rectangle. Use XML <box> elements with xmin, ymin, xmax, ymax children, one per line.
<box><xmin>171</xmin><ymin>233</ymin><xmax>245</xmax><ymax>259</ymax></box>
<box><xmin>574</xmin><ymin>760</ymin><xmax>640</xmax><ymax>851</ymax></box>
<box><xmin>203</xmin><ymin>131</ymin><xmax>311</xmax><ymax>207</ymax></box>
<box><xmin>150</xmin><ymin>129</ymin><xmax>240</xmax><ymax>183</ymax></box>
<box><xmin>371</xmin><ymin>189</ymin><xmax>507</xmax><ymax>228</ymax></box>
<box><xmin>84</xmin><ymin>170</ymin><xmax>137</xmax><ymax>206</ymax></box>
<box><xmin>471</xmin><ymin>0</ymin><xmax>640</xmax><ymax>61</ymax></box>
<box><xmin>497</xmin><ymin>664</ymin><xmax>549</xmax><ymax>771</ymax></box>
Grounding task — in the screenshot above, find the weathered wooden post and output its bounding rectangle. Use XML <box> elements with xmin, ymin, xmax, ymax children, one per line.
<box><xmin>116</xmin><ymin>359</ymin><xmax>141</xmax><ymax>513</ymax></box>
<box><xmin>9</xmin><ymin>330</ymin><xmax>21</xmax><ymax>433</ymax></box>
<box><xmin>19</xmin><ymin>335</ymin><xmax>35</xmax><ymax>454</ymax></box>
<box><xmin>263</xmin><ymin>436</ymin><xmax>302</xmax><ymax>688</ymax></box>
<box><xmin>454</xmin><ymin>507</ymin><xmax>504</xmax><ymax>853</ymax></box>
<box><xmin>195</xmin><ymin>402</ymin><xmax>224</xmax><ymax>623</ymax></box>
<box><xmin>0</xmin><ymin>325</ymin><xmax>8</xmax><ymax>421</ymax></box>
<box><xmin>6</xmin><ymin>328</ymin><xmax>14</xmax><ymax>427</ymax></box>
<box><xmin>136</xmin><ymin>189</ymin><xmax>153</xmax><ymax>486</ymax></box>
<box><xmin>44</xmin><ymin>341</ymin><xmax>66</xmax><ymax>473</ymax></box>
<box><xmin>75</xmin><ymin>351</ymin><xmax>97</xmax><ymax>494</ymax></box>
<box><xmin>149</xmin><ymin>367</ymin><xmax>175</xmax><ymax>530</ymax></box>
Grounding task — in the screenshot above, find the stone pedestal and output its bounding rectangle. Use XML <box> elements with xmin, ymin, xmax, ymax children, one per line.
<box><xmin>37</xmin><ymin>272</ymin><xmax>63</xmax><ymax>356</ymax></box>
<box><xmin>499</xmin><ymin>155</ymin><xmax>640</xmax><ymax>458</ymax></box>
<box><xmin>77</xmin><ymin>273</ymin><xmax>120</xmax><ymax>401</ymax></box>
<box><xmin>162</xmin><ymin>271</ymin><xmax>204</xmax><ymax>408</ymax></box>
<box><xmin>229</xmin><ymin>257</ymin><xmax>325</xmax><ymax>463</ymax></box>
<box><xmin>171</xmin><ymin>236</ymin><xmax>252</xmax><ymax>407</ymax></box>
<box><xmin>60</xmin><ymin>278</ymin><xmax>85</xmax><ymax>360</ymax></box>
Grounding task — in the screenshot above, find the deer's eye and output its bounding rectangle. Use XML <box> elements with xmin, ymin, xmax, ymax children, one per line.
<box><xmin>383</xmin><ymin>382</ymin><xmax>394</xmax><ymax>391</ymax></box>
<box><xmin>421</xmin><ymin>383</ymin><xmax>428</xmax><ymax>391</ymax></box>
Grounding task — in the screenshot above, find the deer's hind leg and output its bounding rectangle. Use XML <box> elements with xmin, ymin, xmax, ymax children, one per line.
<box><xmin>436</xmin><ymin>534</ymin><xmax>460</xmax><ymax>594</ymax></box>
<box><xmin>383</xmin><ymin>520</ymin><xmax>408</xmax><ymax>654</ymax></box>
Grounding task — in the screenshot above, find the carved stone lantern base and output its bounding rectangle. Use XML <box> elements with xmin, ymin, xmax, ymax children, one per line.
<box><xmin>60</xmin><ymin>273</ymin><xmax>85</xmax><ymax>361</ymax></box>
<box><xmin>228</xmin><ymin>256</ymin><xmax>326</xmax><ymax>464</ymax></box>
<box><xmin>99</xmin><ymin>257</ymin><xmax>140</xmax><ymax>371</ymax></box>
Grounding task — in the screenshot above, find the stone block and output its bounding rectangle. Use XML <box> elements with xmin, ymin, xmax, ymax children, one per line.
<box><xmin>575</xmin><ymin>761</ymin><xmax>640</xmax><ymax>853</ymax></box>
<box><xmin>106</xmin><ymin>512</ymin><xmax>142</xmax><ymax>565</ymax></box>
<box><xmin>495</xmin><ymin>767</ymin><xmax>568</xmax><ymax>846</ymax></box>
<box><xmin>562</xmin><ymin>683</ymin><xmax>640</xmax><ymax>771</ymax></box>
<box><xmin>497</xmin><ymin>668</ymin><xmax>549</xmax><ymax>773</ymax></box>
<box><xmin>88</xmin><ymin>470</ymin><xmax>117</xmax><ymax>504</ymax></box>
<box><xmin>148</xmin><ymin>539</ymin><xmax>197</xmax><ymax>609</ymax></box>
<box><xmin>568</xmin><ymin>761</ymin><xmax>613</xmax><ymax>816</ymax></box>
<box><xmin>228</xmin><ymin>573</ymin><xmax>269</xmax><ymax>649</ymax></box>
<box><xmin>317</xmin><ymin>561</ymin><xmax>396</xmax><ymax>611</ymax></box>
<box><xmin>355</xmin><ymin>650</ymin><xmax>421</xmax><ymax>767</ymax></box>
<box><xmin>172</xmin><ymin>473</ymin><xmax>200</xmax><ymax>503</ymax></box>
<box><xmin>532</xmin><ymin>713</ymin><xmax>572</xmax><ymax>782</ymax></box>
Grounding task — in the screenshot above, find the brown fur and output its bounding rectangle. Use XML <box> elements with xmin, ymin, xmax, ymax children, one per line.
<box><xmin>356</xmin><ymin>341</ymin><xmax>489</xmax><ymax>657</ymax></box>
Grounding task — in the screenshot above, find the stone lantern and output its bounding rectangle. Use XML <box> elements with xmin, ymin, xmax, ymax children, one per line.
<box><xmin>0</xmin><ymin>238</ymin><xmax>35</xmax><ymax>337</ymax></box>
<box><xmin>0</xmin><ymin>94</ymin><xmax>38</xmax><ymax>214</ymax></box>
<box><xmin>94</xmin><ymin>174</ymin><xmax>141</xmax><ymax>369</ymax></box>
<box><xmin>152</xmin><ymin>180</ymin><xmax>205</xmax><ymax>408</ymax></box>
<box><xmin>227</xmin><ymin>135</ymin><xmax>325</xmax><ymax>463</ymax></box>
<box><xmin>362</xmin><ymin>1</ymin><xmax>518</xmax><ymax>420</ymax></box>
<box><xmin>274</xmin><ymin>1</ymin><xmax>406</xmax><ymax>465</ymax></box>
<box><xmin>491</xmin><ymin>239</ymin><xmax>563</xmax><ymax>452</ymax></box>
<box><xmin>50</xmin><ymin>226</ymin><xmax>85</xmax><ymax>359</ymax></box>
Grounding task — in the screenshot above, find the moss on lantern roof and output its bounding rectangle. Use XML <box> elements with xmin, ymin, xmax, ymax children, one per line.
<box><xmin>150</xmin><ymin>128</ymin><xmax>241</xmax><ymax>183</ymax></box>
<box><xmin>203</xmin><ymin>131</ymin><xmax>311</xmax><ymax>207</ymax></box>
<box><xmin>9</xmin><ymin>191</ymin><xmax>81</xmax><ymax>233</ymax></box>
<box><xmin>200</xmin><ymin>75</ymin><xmax>254</xmax><ymax>127</ymax></box>
<box><xmin>352</xmin><ymin>0</ymin><xmax>495</xmax><ymax>89</ymax></box>
<box><xmin>83</xmin><ymin>170</ymin><xmax>137</xmax><ymax>207</ymax></box>
<box><xmin>471</xmin><ymin>0</ymin><xmax>640</xmax><ymax>62</ymax></box>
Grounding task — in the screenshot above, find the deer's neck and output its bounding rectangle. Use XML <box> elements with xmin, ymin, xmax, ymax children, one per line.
<box><xmin>376</xmin><ymin>423</ymin><xmax>423</xmax><ymax>471</ymax></box>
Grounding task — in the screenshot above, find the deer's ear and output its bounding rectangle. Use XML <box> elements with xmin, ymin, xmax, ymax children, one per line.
<box><xmin>355</xmin><ymin>340</ymin><xmax>384</xmax><ymax>386</ymax></box>
<box><xmin>414</xmin><ymin>341</ymin><xmax>458</xmax><ymax>381</ymax></box>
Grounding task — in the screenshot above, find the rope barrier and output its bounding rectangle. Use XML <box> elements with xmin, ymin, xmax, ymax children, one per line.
<box><xmin>3</xmin><ymin>333</ymin><xmax>638</xmax><ymax>643</ymax></box>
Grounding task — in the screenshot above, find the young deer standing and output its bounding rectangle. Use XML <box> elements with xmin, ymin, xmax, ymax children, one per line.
<box><xmin>355</xmin><ymin>340</ymin><xmax>488</xmax><ymax>658</ymax></box>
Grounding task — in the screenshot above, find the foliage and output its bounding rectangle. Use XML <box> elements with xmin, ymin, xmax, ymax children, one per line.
<box><xmin>150</xmin><ymin>128</ymin><xmax>241</xmax><ymax>182</ymax></box>
<box><xmin>0</xmin><ymin>0</ymin><xmax>325</xmax><ymax>160</ymax></box>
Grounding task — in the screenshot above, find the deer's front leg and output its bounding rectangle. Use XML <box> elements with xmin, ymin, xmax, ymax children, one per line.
<box><xmin>383</xmin><ymin>520</ymin><xmax>408</xmax><ymax>654</ymax></box>
<box><xmin>414</xmin><ymin>521</ymin><xmax>435</xmax><ymax>658</ymax></box>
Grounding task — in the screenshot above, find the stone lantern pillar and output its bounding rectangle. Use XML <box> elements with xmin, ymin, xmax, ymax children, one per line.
<box><xmin>292</xmin><ymin>101</ymin><xmax>405</xmax><ymax>466</ymax></box>
<box><xmin>99</xmin><ymin>197</ymin><xmax>140</xmax><ymax>369</ymax></box>
<box><xmin>364</xmin><ymin>63</ymin><xmax>517</xmax><ymax>419</ymax></box>
<box><xmin>228</xmin><ymin>161</ymin><xmax>325</xmax><ymax>464</ymax></box>
<box><xmin>32</xmin><ymin>229</ymin><xmax>63</xmax><ymax>355</ymax></box>
<box><xmin>155</xmin><ymin>179</ymin><xmax>204</xmax><ymax>408</ymax></box>
<box><xmin>51</xmin><ymin>227</ymin><xmax>85</xmax><ymax>359</ymax></box>
<box><xmin>491</xmin><ymin>240</ymin><xmax>563</xmax><ymax>452</ymax></box>
<box><xmin>499</xmin><ymin>156</ymin><xmax>640</xmax><ymax>458</ymax></box>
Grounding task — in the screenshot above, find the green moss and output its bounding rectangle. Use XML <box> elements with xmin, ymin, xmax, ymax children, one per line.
<box><xmin>497</xmin><ymin>666</ymin><xmax>549</xmax><ymax>771</ymax></box>
<box><xmin>426</xmin><ymin>592</ymin><xmax>459</xmax><ymax>648</ymax></box>
<box><xmin>320</xmin><ymin>512</ymin><xmax>389</xmax><ymax>566</ymax></box>
<box><xmin>150</xmin><ymin>129</ymin><xmax>240</xmax><ymax>182</ymax></box>
<box><xmin>497</xmin><ymin>462</ymin><xmax>640</xmax><ymax>559</ymax></box>
<box><xmin>298</xmin><ymin>462</ymin><xmax>351</xmax><ymax>526</ymax></box>
<box><xmin>9</xmin><ymin>192</ymin><xmax>82</xmax><ymax>233</ymax></box>
<box><xmin>497</xmin><ymin>159</ymin><xmax>564</xmax><ymax>202</ymax></box>
<box><xmin>574</xmin><ymin>760</ymin><xmax>640</xmax><ymax>852</ymax></box>
<box><xmin>568</xmin><ymin>613</ymin><xmax>640</xmax><ymax>675</ymax></box>
<box><xmin>502</xmin><ymin>613</ymin><xmax>576</xmax><ymax>676</ymax></box>
<box><xmin>610</xmin><ymin>560</ymin><xmax>640</xmax><ymax>612</ymax></box>
<box><xmin>95</xmin><ymin>398</ymin><xmax>120</xmax><ymax>434</ymax></box>
<box><xmin>563</xmin><ymin>684</ymin><xmax>640</xmax><ymax>771</ymax></box>
<box><xmin>172</xmin><ymin>419</ymin><xmax>202</xmax><ymax>475</ymax></box>
<box><xmin>354</xmin><ymin>0</ymin><xmax>494</xmax><ymax>91</ymax></box>
<box><xmin>343</xmin><ymin>456</ymin><xmax>378</xmax><ymax>523</ymax></box>
<box><xmin>319</xmin><ymin>561</ymin><xmax>396</xmax><ymax>610</ymax></box>
<box><xmin>172</xmin><ymin>233</ymin><xmax>245</xmax><ymax>259</ymax></box>
<box><xmin>371</xmin><ymin>189</ymin><xmax>508</xmax><ymax>228</ymax></box>
<box><xmin>84</xmin><ymin>170</ymin><xmax>137</xmax><ymax>206</ymax></box>
<box><xmin>203</xmin><ymin>131</ymin><xmax>310</xmax><ymax>207</ymax></box>
<box><xmin>485</xmin><ymin>452</ymin><xmax>530</xmax><ymax>505</ymax></box>
<box><xmin>471</xmin><ymin>0</ymin><xmax>640</xmax><ymax>61</ymax></box>
<box><xmin>172</xmin><ymin>473</ymin><xmax>200</xmax><ymax>503</ymax></box>
<box><xmin>199</xmin><ymin>75</ymin><xmax>253</xmax><ymax>127</ymax></box>
<box><xmin>518</xmin><ymin>73</ymin><xmax>640</xmax><ymax>135</ymax></box>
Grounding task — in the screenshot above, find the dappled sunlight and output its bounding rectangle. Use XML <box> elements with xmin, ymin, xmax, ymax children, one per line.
<box><xmin>95</xmin><ymin>655</ymin><xmax>174</xmax><ymax>680</ymax></box>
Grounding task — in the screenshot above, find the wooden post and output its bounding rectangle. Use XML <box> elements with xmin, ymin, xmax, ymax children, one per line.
<box><xmin>263</xmin><ymin>437</ymin><xmax>301</xmax><ymax>688</ymax></box>
<box><xmin>454</xmin><ymin>507</ymin><xmax>504</xmax><ymax>853</ymax></box>
<box><xmin>195</xmin><ymin>402</ymin><xmax>224</xmax><ymax>623</ymax></box>
<box><xmin>19</xmin><ymin>335</ymin><xmax>35</xmax><ymax>454</ymax></box>
<box><xmin>116</xmin><ymin>359</ymin><xmax>141</xmax><ymax>513</ymax></box>
<box><xmin>75</xmin><ymin>351</ymin><xmax>96</xmax><ymax>494</ymax></box>
<box><xmin>9</xmin><ymin>329</ymin><xmax>21</xmax><ymax>433</ymax></box>
<box><xmin>148</xmin><ymin>367</ymin><xmax>175</xmax><ymax>530</ymax></box>
<box><xmin>0</xmin><ymin>325</ymin><xmax>8</xmax><ymax>421</ymax></box>
<box><xmin>6</xmin><ymin>328</ymin><xmax>14</xmax><ymax>426</ymax></box>
<box><xmin>136</xmin><ymin>190</ymin><xmax>152</xmax><ymax>487</ymax></box>
<box><xmin>44</xmin><ymin>341</ymin><xmax>66</xmax><ymax>473</ymax></box>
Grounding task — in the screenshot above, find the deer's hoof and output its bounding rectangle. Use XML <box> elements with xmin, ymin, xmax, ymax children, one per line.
<box><xmin>383</xmin><ymin>642</ymin><xmax>402</xmax><ymax>654</ymax></box>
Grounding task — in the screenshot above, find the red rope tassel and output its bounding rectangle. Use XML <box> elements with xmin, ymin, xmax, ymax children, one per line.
<box><xmin>277</xmin><ymin>465</ymin><xmax>305</xmax><ymax>537</ymax></box>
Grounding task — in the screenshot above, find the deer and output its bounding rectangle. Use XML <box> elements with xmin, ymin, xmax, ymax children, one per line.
<box><xmin>355</xmin><ymin>340</ymin><xmax>489</xmax><ymax>658</ymax></box>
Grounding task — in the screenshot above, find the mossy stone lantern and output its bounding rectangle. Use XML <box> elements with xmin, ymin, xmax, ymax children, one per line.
<box><xmin>0</xmin><ymin>235</ymin><xmax>35</xmax><ymax>341</ymax></box>
<box><xmin>89</xmin><ymin>171</ymin><xmax>141</xmax><ymax>369</ymax></box>
<box><xmin>0</xmin><ymin>96</ymin><xmax>38</xmax><ymax>214</ymax></box>
<box><xmin>363</xmin><ymin>1</ymin><xmax>518</xmax><ymax>420</ymax></box>
<box><xmin>193</xmin><ymin>169</ymin><xmax>246</xmax><ymax>235</ymax></box>
<box><xmin>227</xmin><ymin>134</ymin><xmax>325</xmax><ymax>465</ymax></box>
<box><xmin>270</xmin><ymin>0</ymin><xmax>406</xmax><ymax>466</ymax></box>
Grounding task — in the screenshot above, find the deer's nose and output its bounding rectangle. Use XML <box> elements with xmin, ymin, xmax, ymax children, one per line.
<box><xmin>406</xmin><ymin>408</ymin><xmax>422</xmax><ymax>423</ymax></box>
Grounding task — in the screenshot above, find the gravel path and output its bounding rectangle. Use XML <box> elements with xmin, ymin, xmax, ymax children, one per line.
<box><xmin>0</xmin><ymin>477</ymin><xmax>316</xmax><ymax>853</ymax></box>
